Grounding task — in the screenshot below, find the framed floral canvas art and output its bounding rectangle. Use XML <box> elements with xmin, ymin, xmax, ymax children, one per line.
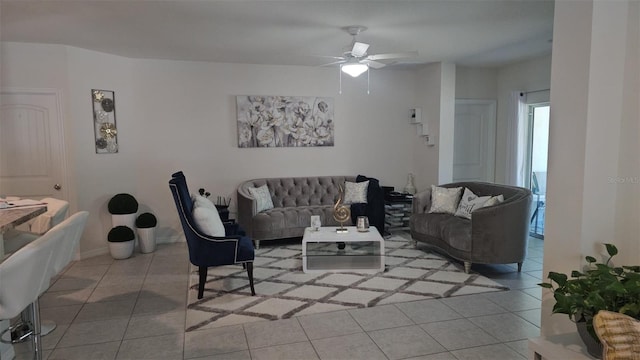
<box><xmin>237</xmin><ymin>95</ymin><xmax>334</xmax><ymax>148</ymax></box>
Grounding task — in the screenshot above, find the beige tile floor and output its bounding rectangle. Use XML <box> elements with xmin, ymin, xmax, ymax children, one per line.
<box><xmin>11</xmin><ymin>235</ymin><xmax>544</xmax><ymax>360</ymax></box>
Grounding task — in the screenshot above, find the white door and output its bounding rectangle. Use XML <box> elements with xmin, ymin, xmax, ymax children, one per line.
<box><xmin>0</xmin><ymin>89</ymin><xmax>68</xmax><ymax>200</ymax></box>
<box><xmin>453</xmin><ymin>99</ymin><xmax>496</xmax><ymax>182</ymax></box>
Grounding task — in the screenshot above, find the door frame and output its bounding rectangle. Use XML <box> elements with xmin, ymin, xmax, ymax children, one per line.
<box><xmin>454</xmin><ymin>99</ymin><xmax>497</xmax><ymax>182</ymax></box>
<box><xmin>524</xmin><ymin>102</ymin><xmax>551</xmax><ymax>189</ymax></box>
<box><xmin>0</xmin><ymin>87</ymin><xmax>70</xmax><ymax>201</ymax></box>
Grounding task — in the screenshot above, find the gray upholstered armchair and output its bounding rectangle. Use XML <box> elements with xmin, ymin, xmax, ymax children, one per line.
<box><xmin>410</xmin><ymin>182</ymin><xmax>532</xmax><ymax>273</ymax></box>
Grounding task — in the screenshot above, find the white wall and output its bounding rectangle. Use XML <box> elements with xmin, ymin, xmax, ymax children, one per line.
<box><xmin>613</xmin><ymin>0</ymin><xmax>640</xmax><ymax>265</ymax></box>
<box><xmin>0</xmin><ymin>43</ymin><xmax>77</xmax><ymax>207</ymax></box>
<box><xmin>455</xmin><ymin>67</ymin><xmax>498</xmax><ymax>100</ymax></box>
<box><xmin>411</xmin><ymin>62</ymin><xmax>456</xmax><ymax>191</ymax></box>
<box><xmin>2</xmin><ymin>42</ymin><xmax>419</xmax><ymax>257</ymax></box>
<box><xmin>2</xmin><ymin>41</ymin><xmax>555</xmax><ymax>259</ymax></box>
<box><xmin>411</xmin><ymin>64</ymin><xmax>442</xmax><ymax>191</ymax></box>
<box><xmin>129</xmin><ymin>59</ymin><xmax>418</xmax><ymax>248</ymax></box>
<box><xmin>66</xmin><ymin>47</ymin><xmax>136</xmax><ymax>257</ymax></box>
<box><xmin>543</xmin><ymin>0</ymin><xmax>640</xmax><ymax>336</ymax></box>
<box><xmin>438</xmin><ymin>63</ymin><xmax>456</xmax><ymax>185</ymax></box>
<box><xmin>495</xmin><ymin>55</ymin><xmax>552</xmax><ymax>184</ymax></box>
<box><xmin>457</xmin><ymin>64</ymin><xmax>550</xmax><ymax>184</ymax></box>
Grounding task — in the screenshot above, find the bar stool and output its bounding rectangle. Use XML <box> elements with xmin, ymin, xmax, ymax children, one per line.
<box><xmin>0</xmin><ymin>211</ymin><xmax>88</xmax><ymax>360</ymax></box>
<box><xmin>2</xmin><ymin>198</ymin><xmax>70</xmax><ymax>339</ymax></box>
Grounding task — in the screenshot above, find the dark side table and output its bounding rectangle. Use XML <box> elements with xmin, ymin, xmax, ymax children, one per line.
<box><xmin>384</xmin><ymin>193</ymin><xmax>413</xmax><ymax>234</ymax></box>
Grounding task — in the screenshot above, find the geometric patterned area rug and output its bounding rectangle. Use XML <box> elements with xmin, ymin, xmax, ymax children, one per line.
<box><xmin>186</xmin><ymin>232</ymin><xmax>508</xmax><ymax>332</ymax></box>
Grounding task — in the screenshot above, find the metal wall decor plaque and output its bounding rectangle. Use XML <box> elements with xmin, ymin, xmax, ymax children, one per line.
<box><xmin>91</xmin><ymin>89</ymin><xmax>118</xmax><ymax>154</ymax></box>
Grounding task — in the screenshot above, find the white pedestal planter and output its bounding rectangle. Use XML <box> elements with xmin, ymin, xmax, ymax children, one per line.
<box><xmin>137</xmin><ymin>227</ymin><xmax>156</xmax><ymax>253</ymax></box>
<box><xmin>112</xmin><ymin>213</ymin><xmax>136</xmax><ymax>231</ymax></box>
<box><xmin>108</xmin><ymin>240</ymin><xmax>134</xmax><ymax>259</ymax></box>
<box><xmin>112</xmin><ymin>214</ymin><xmax>137</xmax><ymax>250</ymax></box>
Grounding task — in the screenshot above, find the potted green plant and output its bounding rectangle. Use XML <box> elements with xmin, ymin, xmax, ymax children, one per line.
<box><xmin>108</xmin><ymin>193</ymin><xmax>139</xmax><ymax>232</ymax></box>
<box><xmin>135</xmin><ymin>212</ymin><xmax>157</xmax><ymax>254</ymax></box>
<box><xmin>107</xmin><ymin>226</ymin><xmax>135</xmax><ymax>259</ymax></box>
<box><xmin>539</xmin><ymin>243</ymin><xmax>640</xmax><ymax>358</ymax></box>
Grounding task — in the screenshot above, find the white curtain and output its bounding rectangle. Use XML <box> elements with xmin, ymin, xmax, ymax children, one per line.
<box><xmin>505</xmin><ymin>91</ymin><xmax>528</xmax><ymax>187</ymax></box>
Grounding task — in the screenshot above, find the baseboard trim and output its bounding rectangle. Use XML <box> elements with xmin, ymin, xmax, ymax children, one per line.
<box><xmin>78</xmin><ymin>235</ymin><xmax>184</xmax><ymax>260</ymax></box>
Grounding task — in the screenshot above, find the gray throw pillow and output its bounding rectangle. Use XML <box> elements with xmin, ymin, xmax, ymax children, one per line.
<box><xmin>428</xmin><ymin>185</ymin><xmax>463</xmax><ymax>215</ymax></box>
<box><xmin>343</xmin><ymin>180</ymin><xmax>369</xmax><ymax>204</ymax></box>
<box><xmin>482</xmin><ymin>194</ymin><xmax>505</xmax><ymax>208</ymax></box>
<box><xmin>248</xmin><ymin>184</ymin><xmax>274</xmax><ymax>213</ymax></box>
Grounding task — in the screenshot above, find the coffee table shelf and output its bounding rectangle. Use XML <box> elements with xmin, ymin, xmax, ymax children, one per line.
<box><xmin>302</xmin><ymin>226</ymin><xmax>385</xmax><ymax>273</ymax></box>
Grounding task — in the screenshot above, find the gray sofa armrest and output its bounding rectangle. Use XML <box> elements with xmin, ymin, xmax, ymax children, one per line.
<box><xmin>237</xmin><ymin>186</ymin><xmax>257</xmax><ymax>238</ymax></box>
<box><xmin>469</xmin><ymin>191</ymin><xmax>532</xmax><ymax>263</ymax></box>
<box><xmin>412</xmin><ymin>188</ymin><xmax>432</xmax><ymax>215</ymax></box>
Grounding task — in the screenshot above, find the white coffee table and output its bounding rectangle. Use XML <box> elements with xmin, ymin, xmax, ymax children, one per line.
<box><xmin>302</xmin><ymin>226</ymin><xmax>385</xmax><ymax>273</ymax></box>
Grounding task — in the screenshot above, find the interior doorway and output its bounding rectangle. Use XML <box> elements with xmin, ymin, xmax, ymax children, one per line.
<box><xmin>0</xmin><ymin>89</ymin><xmax>68</xmax><ymax>201</ymax></box>
<box><xmin>527</xmin><ymin>104</ymin><xmax>549</xmax><ymax>239</ymax></box>
<box><xmin>453</xmin><ymin>99</ymin><xmax>496</xmax><ymax>183</ymax></box>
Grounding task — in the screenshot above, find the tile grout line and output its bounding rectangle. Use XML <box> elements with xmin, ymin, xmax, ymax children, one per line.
<box><xmin>19</xmin><ymin>240</ymin><xmax>546</xmax><ymax>360</ymax></box>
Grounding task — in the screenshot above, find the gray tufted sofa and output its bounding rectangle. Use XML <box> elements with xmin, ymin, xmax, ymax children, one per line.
<box><xmin>237</xmin><ymin>176</ymin><xmax>381</xmax><ymax>248</ymax></box>
<box><xmin>410</xmin><ymin>182</ymin><xmax>532</xmax><ymax>273</ymax></box>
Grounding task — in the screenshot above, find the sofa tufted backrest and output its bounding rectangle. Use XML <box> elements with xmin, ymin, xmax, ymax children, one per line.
<box><xmin>442</xmin><ymin>181</ymin><xmax>530</xmax><ymax>202</ymax></box>
<box><xmin>238</xmin><ymin>176</ymin><xmax>356</xmax><ymax>208</ymax></box>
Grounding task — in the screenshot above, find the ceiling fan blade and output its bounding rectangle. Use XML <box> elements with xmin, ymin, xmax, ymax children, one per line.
<box><xmin>351</xmin><ymin>42</ymin><xmax>370</xmax><ymax>57</ymax></box>
<box><xmin>315</xmin><ymin>55</ymin><xmax>347</xmax><ymax>60</ymax></box>
<box><xmin>367</xmin><ymin>51</ymin><xmax>418</xmax><ymax>61</ymax></box>
<box><xmin>319</xmin><ymin>59</ymin><xmax>347</xmax><ymax>67</ymax></box>
<box><xmin>360</xmin><ymin>59</ymin><xmax>386</xmax><ymax>69</ymax></box>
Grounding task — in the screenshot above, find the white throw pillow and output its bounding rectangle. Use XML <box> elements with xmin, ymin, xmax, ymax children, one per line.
<box><xmin>192</xmin><ymin>193</ymin><xmax>216</xmax><ymax>210</ymax></box>
<box><xmin>248</xmin><ymin>184</ymin><xmax>274</xmax><ymax>213</ymax></box>
<box><xmin>428</xmin><ymin>185</ymin><xmax>463</xmax><ymax>215</ymax></box>
<box><xmin>454</xmin><ymin>188</ymin><xmax>491</xmax><ymax>219</ymax></box>
<box><xmin>192</xmin><ymin>202</ymin><xmax>225</xmax><ymax>237</ymax></box>
<box><xmin>482</xmin><ymin>194</ymin><xmax>505</xmax><ymax>208</ymax></box>
<box><xmin>343</xmin><ymin>180</ymin><xmax>369</xmax><ymax>204</ymax></box>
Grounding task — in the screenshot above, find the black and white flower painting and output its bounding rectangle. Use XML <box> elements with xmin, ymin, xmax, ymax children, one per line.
<box><xmin>237</xmin><ymin>95</ymin><xmax>334</xmax><ymax>148</ymax></box>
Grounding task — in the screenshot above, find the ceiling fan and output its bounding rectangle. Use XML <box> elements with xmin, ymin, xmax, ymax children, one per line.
<box><xmin>322</xmin><ymin>25</ymin><xmax>419</xmax><ymax>78</ymax></box>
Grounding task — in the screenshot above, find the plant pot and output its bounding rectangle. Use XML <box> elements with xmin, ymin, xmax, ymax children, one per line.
<box><xmin>137</xmin><ymin>227</ymin><xmax>156</xmax><ymax>253</ymax></box>
<box><xmin>112</xmin><ymin>213</ymin><xmax>136</xmax><ymax>230</ymax></box>
<box><xmin>112</xmin><ymin>213</ymin><xmax>137</xmax><ymax>243</ymax></box>
<box><xmin>576</xmin><ymin>321</ymin><xmax>603</xmax><ymax>359</ymax></box>
<box><xmin>108</xmin><ymin>240</ymin><xmax>134</xmax><ymax>259</ymax></box>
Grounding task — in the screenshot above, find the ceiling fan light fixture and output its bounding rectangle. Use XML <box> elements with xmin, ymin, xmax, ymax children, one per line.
<box><xmin>341</xmin><ymin>62</ymin><xmax>368</xmax><ymax>77</ymax></box>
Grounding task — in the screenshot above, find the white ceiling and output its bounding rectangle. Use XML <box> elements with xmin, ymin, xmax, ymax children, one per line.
<box><xmin>1</xmin><ymin>0</ymin><xmax>555</xmax><ymax>69</ymax></box>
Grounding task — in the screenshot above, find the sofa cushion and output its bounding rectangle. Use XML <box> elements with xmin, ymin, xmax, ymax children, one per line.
<box><xmin>440</xmin><ymin>216</ymin><xmax>472</xmax><ymax>252</ymax></box>
<box><xmin>454</xmin><ymin>188</ymin><xmax>491</xmax><ymax>219</ymax></box>
<box><xmin>344</xmin><ymin>180</ymin><xmax>369</xmax><ymax>204</ymax></box>
<box><xmin>248</xmin><ymin>184</ymin><xmax>274</xmax><ymax>213</ymax></box>
<box><xmin>429</xmin><ymin>185</ymin><xmax>463</xmax><ymax>215</ymax></box>
<box><xmin>251</xmin><ymin>205</ymin><xmax>338</xmax><ymax>239</ymax></box>
<box><xmin>410</xmin><ymin>213</ymin><xmax>472</xmax><ymax>252</ymax></box>
<box><xmin>411</xmin><ymin>213</ymin><xmax>451</xmax><ymax>239</ymax></box>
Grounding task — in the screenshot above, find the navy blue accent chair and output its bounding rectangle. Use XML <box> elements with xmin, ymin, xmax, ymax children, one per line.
<box><xmin>169</xmin><ymin>171</ymin><xmax>255</xmax><ymax>299</ymax></box>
